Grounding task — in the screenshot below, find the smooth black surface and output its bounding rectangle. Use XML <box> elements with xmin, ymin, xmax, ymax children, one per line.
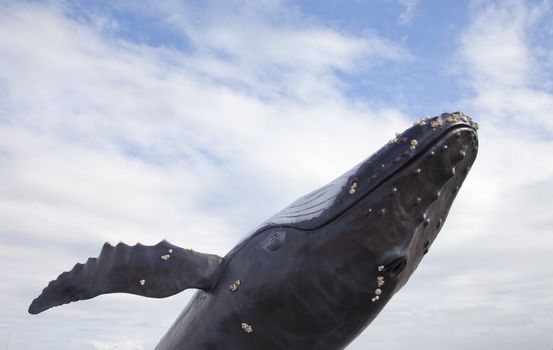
<box><xmin>30</xmin><ymin>112</ymin><xmax>479</xmax><ymax>350</ymax></box>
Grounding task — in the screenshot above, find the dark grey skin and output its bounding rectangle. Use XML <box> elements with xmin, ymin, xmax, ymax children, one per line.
<box><xmin>29</xmin><ymin>112</ymin><xmax>479</xmax><ymax>350</ymax></box>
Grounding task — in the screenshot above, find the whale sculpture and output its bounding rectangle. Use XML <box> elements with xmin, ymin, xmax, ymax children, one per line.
<box><xmin>29</xmin><ymin>112</ymin><xmax>479</xmax><ymax>349</ymax></box>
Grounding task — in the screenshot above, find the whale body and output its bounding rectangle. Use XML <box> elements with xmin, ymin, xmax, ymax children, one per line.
<box><xmin>29</xmin><ymin>112</ymin><xmax>479</xmax><ymax>350</ymax></box>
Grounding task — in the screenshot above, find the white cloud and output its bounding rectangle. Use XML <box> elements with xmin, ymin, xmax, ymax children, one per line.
<box><xmin>104</xmin><ymin>0</ymin><xmax>409</xmax><ymax>105</ymax></box>
<box><xmin>461</xmin><ymin>1</ymin><xmax>532</xmax><ymax>86</ymax></box>
<box><xmin>397</xmin><ymin>0</ymin><xmax>419</xmax><ymax>25</ymax></box>
<box><xmin>88</xmin><ymin>340</ymin><xmax>144</xmax><ymax>350</ymax></box>
<box><xmin>459</xmin><ymin>0</ymin><xmax>553</xmax><ymax>133</ymax></box>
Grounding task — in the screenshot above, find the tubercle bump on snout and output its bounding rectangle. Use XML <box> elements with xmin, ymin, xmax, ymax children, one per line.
<box><xmin>346</xmin><ymin>112</ymin><xmax>478</xmax><ymax>205</ymax></box>
<box><xmin>412</xmin><ymin>112</ymin><xmax>479</xmax><ymax>131</ymax></box>
<box><xmin>387</xmin><ymin>112</ymin><xmax>478</xmax><ymax>156</ymax></box>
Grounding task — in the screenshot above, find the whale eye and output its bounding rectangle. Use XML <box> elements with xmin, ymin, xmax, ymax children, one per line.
<box><xmin>263</xmin><ymin>231</ymin><xmax>286</xmax><ymax>252</ymax></box>
<box><xmin>383</xmin><ymin>256</ymin><xmax>407</xmax><ymax>276</ymax></box>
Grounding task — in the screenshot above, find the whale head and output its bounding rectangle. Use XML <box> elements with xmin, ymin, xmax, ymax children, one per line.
<box><xmin>342</xmin><ymin>112</ymin><xmax>479</xmax><ymax>296</ymax></box>
<box><xmin>262</xmin><ymin>112</ymin><xmax>479</xmax><ymax>298</ymax></box>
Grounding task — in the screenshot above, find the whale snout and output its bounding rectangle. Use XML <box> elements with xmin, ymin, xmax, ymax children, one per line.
<box><xmin>380</xmin><ymin>118</ymin><xmax>478</xmax><ymax>289</ymax></box>
<box><xmin>355</xmin><ymin>113</ymin><xmax>478</xmax><ymax>293</ymax></box>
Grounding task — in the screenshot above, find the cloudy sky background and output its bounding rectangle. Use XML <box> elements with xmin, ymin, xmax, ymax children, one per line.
<box><xmin>1</xmin><ymin>0</ymin><xmax>552</xmax><ymax>349</ymax></box>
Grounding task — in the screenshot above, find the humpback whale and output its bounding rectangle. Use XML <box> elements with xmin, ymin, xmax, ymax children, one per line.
<box><xmin>29</xmin><ymin>112</ymin><xmax>479</xmax><ymax>350</ymax></box>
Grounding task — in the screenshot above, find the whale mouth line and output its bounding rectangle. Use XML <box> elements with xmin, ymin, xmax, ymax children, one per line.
<box><xmin>286</xmin><ymin>123</ymin><xmax>476</xmax><ymax>232</ymax></box>
<box><xmin>222</xmin><ymin>122</ymin><xmax>477</xmax><ymax>264</ymax></box>
<box><xmin>383</xmin><ymin>256</ymin><xmax>408</xmax><ymax>276</ymax></box>
<box><xmin>350</xmin><ymin>124</ymin><xmax>475</xmax><ymax>207</ymax></box>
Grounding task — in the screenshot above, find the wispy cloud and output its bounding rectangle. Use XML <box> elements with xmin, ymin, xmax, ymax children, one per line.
<box><xmin>397</xmin><ymin>0</ymin><xmax>419</xmax><ymax>25</ymax></box>
<box><xmin>109</xmin><ymin>0</ymin><xmax>409</xmax><ymax>102</ymax></box>
<box><xmin>459</xmin><ymin>0</ymin><xmax>553</xmax><ymax>133</ymax></box>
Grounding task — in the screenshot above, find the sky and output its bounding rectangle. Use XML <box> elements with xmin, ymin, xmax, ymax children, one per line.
<box><xmin>0</xmin><ymin>0</ymin><xmax>552</xmax><ymax>349</ymax></box>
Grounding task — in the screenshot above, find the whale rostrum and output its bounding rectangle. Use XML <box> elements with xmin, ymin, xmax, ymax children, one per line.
<box><xmin>29</xmin><ymin>112</ymin><xmax>479</xmax><ymax>350</ymax></box>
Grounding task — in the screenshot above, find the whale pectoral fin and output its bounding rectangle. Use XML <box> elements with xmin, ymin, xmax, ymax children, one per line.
<box><xmin>28</xmin><ymin>240</ymin><xmax>222</xmax><ymax>314</ymax></box>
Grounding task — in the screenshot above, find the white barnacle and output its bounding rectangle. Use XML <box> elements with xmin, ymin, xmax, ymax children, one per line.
<box><xmin>139</xmin><ymin>279</ymin><xmax>146</xmax><ymax>286</ymax></box>
<box><xmin>161</xmin><ymin>254</ymin><xmax>171</xmax><ymax>260</ymax></box>
<box><xmin>168</xmin><ymin>249</ymin><xmax>173</xmax><ymax>253</ymax></box>
<box><xmin>375</xmin><ymin>288</ymin><xmax>382</xmax><ymax>295</ymax></box>
<box><xmin>431</xmin><ymin>117</ymin><xmax>444</xmax><ymax>130</ymax></box>
<box><xmin>377</xmin><ymin>276</ymin><xmax>385</xmax><ymax>287</ymax></box>
<box><xmin>388</xmin><ymin>133</ymin><xmax>401</xmax><ymax>144</ymax></box>
<box><xmin>378</xmin><ymin>265</ymin><xmax>384</xmax><ymax>272</ymax></box>
<box><xmin>447</xmin><ymin>115</ymin><xmax>460</xmax><ymax>123</ymax></box>
<box><xmin>349</xmin><ymin>182</ymin><xmax>358</xmax><ymax>194</ymax></box>
<box><xmin>375</xmin><ymin>295</ymin><xmax>380</xmax><ymax>300</ymax></box>
<box><xmin>229</xmin><ymin>280</ymin><xmax>241</xmax><ymax>292</ymax></box>
<box><xmin>371</xmin><ymin>298</ymin><xmax>376</xmax><ymax>302</ymax></box>
<box><xmin>410</xmin><ymin>139</ymin><xmax>418</xmax><ymax>150</ymax></box>
<box><xmin>241</xmin><ymin>323</ymin><xmax>253</xmax><ymax>333</ymax></box>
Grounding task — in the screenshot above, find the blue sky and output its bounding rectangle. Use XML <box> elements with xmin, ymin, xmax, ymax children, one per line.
<box><xmin>66</xmin><ymin>0</ymin><xmax>474</xmax><ymax>116</ymax></box>
<box><xmin>1</xmin><ymin>0</ymin><xmax>552</xmax><ymax>349</ymax></box>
